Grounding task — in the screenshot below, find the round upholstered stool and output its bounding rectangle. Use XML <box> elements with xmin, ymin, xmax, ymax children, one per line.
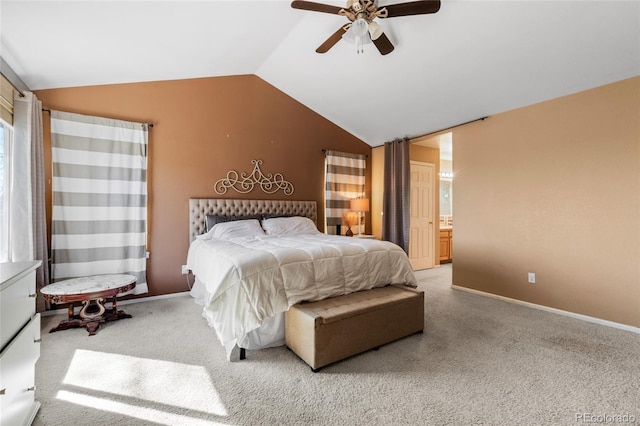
<box><xmin>41</xmin><ymin>274</ymin><xmax>136</xmax><ymax>335</ymax></box>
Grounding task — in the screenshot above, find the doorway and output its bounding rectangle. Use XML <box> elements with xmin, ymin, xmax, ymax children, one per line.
<box><xmin>407</xmin><ymin>131</ymin><xmax>454</xmax><ymax>268</ymax></box>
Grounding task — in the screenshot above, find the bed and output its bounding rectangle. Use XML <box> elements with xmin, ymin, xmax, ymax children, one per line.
<box><xmin>186</xmin><ymin>198</ymin><xmax>418</xmax><ymax>360</ymax></box>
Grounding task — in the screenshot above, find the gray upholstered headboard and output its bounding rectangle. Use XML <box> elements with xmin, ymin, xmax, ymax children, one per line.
<box><xmin>189</xmin><ymin>199</ymin><xmax>318</xmax><ymax>242</ymax></box>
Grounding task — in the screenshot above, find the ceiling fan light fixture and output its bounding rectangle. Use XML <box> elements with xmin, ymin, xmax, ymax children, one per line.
<box><xmin>292</xmin><ymin>0</ymin><xmax>441</xmax><ymax>55</ymax></box>
<box><xmin>342</xmin><ymin>17</ymin><xmax>372</xmax><ymax>53</ymax></box>
<box><xmin>351</xmin><ymin>16</ymin><xmax>369</xmax><ymax>37</ymax></box>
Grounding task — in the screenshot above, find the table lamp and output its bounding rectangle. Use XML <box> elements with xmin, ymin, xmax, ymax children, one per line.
<box><xmin>350</xmin><ymin>198</ymin><xmax>370</xmax><ymax>237</ymax></box>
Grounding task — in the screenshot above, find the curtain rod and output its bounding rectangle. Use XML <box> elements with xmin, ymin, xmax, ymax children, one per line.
<box><xmin>321</xmin><ymin>149</ymin><xmax>369</xmax><ymax>158</ymax></box>
<box><xmin>42</xmin><ymin>107</ymin><xmax>154</xmax><ymax>127</ymax></box>
<box><xmin>409</xmin><ymin>116</ymin><xmax>488</xmax><ymax>141</ymax></box>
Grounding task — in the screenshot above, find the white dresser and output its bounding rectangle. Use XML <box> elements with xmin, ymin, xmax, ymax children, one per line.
<box><xmin>0</xmin><ymin>261</ymin><xmax>42</xmax><ymax>426</ymax></box>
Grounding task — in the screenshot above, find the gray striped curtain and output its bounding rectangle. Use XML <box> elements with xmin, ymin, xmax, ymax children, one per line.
<box><xmin>324</xmin><ymin>150</ymin><xmax>366</xmax><ymax>235</ymax></box>
<box><xmin>382</xmin><ymin>138</ymin><xmax>410</xmax><ymax>252</ymax></box>
<box><xmin>51</xmin><ymin>111</ymin><xmax>148</xmax><ymax>294</ymax></box>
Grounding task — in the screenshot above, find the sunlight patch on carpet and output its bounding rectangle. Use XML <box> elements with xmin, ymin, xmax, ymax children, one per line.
<box><xmin>56</xmin><ymin>390</ymin><xmax>227</xmax><ymax>426</ymax></box>
<box><xmin>61</xmin><ymin>349</ymin><xmax>227</xmax><ymax>418</ymax></box>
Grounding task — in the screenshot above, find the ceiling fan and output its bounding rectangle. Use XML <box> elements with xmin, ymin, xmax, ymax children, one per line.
<box><xmin>291</xmin><ymin>0</ymin><xmax>441</xmax><ymax>55</ymax></box>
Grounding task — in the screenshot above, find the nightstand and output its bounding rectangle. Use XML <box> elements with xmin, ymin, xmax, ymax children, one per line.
<box><xmin>354</xmin><ymin>234</ymin><xmax>377</xmax><ymax>239</ymax></box>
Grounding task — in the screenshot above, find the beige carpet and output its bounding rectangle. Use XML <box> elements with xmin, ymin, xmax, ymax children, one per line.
<box><xmin>33</xmin><ymin>264</ymin><xmax>639</xmax><ymax>425</ymax></box>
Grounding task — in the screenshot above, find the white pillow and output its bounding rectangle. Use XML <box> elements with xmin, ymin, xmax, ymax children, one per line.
<box><xmin>209</xmin><ymin>219</ymin><xmax>265</xmax><ymax>240</ymax></box>
<box><xmin>262</xmin><ymin>216</ymin><xmax>320</xmax><ymax>236</ymax></box>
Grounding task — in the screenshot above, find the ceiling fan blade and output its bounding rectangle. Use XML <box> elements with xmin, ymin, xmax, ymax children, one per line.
<box><xmin>291</xmin><ymin>0</ymin><xmax>344</xmax><ymax>15</ymax></box>
<box><xmin>316</xmin><ymin>26</ymin><xmax>348</xmax><ymax>53</ymax></box>
<box><xmin>383</xmin><ymin>0</ymin><xmax>441</xmax><ymax>18</ymax></box>
<box><xmin>372</xmin><ymin>32</ymin><xmax>394</xmax><ymax>55</ymax></box>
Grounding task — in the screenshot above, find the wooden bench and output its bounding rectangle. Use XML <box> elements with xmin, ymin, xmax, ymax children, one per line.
<box><xmin>285</xmin><ymin>285</ymin><xmax>424</xmax><ymax>371</ymax></box>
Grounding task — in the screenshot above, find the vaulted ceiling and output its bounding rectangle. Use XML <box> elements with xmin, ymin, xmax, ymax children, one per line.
<box><xmin>1</xmin><ymin>1</ymin><xmax>638</xmax><ymax>147</ymax></box>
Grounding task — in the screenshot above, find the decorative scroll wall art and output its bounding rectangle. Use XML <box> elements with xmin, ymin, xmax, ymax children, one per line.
<box><xmin>214</xmin><ymin>159</ymin><xmax>295</xmax><ymax>195</ymax></box>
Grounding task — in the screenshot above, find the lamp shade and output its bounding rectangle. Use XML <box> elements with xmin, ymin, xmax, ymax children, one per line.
<box><xmin>350</xmin><ymin>198</ymin><xmax>370</xmax><ymax>212</ymax></box>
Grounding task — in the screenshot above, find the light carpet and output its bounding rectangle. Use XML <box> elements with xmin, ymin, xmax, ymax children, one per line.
<box><xmin>33</xmin><ymin>264</ymin><xmax>640</xmax><ymax>425</ymax></box>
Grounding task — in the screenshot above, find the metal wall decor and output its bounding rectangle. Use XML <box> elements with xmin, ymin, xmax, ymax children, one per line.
<box><xmin>214</xmin><ymin>159</ymin><xmax>295</xmax><ymax>195</ymax></box>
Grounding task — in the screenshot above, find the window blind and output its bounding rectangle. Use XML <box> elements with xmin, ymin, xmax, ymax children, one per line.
<box><xmin>0</xmin><ymin>74</ymin><xmax>14</xmax><ymax>124</ymax></box>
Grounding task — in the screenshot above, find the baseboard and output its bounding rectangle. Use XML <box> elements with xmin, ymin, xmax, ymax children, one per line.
<box><xmin>451</xmin><ymin>285</ymin><xmax>640</xmax><ymax>335</ymax></box>
<box><xmin>41</xmin><ymin>291</ymin><xmax>192</xmax><ymax>317</ymax></box>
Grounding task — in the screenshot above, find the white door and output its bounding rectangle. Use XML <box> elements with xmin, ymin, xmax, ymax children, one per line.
<box><xmin>409</xmin><ymin>161</ymin><xmax>435</xmax><ymax>270</ymax></box>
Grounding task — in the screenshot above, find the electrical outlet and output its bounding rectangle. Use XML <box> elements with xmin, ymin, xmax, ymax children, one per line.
<box><xmin>528</xmin><ymin>272</ymin><xmax>536</xmax><ymax>284</ymax></box>
<box><xmin>181</xmin><ymin>265</ymin><xmax>189</xmax><ymax>275</ymax></box>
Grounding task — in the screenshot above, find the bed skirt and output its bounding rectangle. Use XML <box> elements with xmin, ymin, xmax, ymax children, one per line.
<box><xmin>190</xmin><ymin>277</ymin><xmax>286</xmax><ymax>352</ymax></box>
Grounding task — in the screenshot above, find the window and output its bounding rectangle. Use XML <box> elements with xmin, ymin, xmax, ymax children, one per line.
<box><xmin>0</xmin><ymin>120</ymin><xmax>12</xmax><ymax>261</ymax></box>
<box><xmin>1</xmin><ymin>73</ymin><xmax>15</xmax><ymax>261</ymax></box>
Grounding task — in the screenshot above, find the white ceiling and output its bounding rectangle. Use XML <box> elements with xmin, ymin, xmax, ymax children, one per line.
<box><xmin>1</xmin><ymin>1</ymin><xmax>639</xmax><ymax>147</ymax></box>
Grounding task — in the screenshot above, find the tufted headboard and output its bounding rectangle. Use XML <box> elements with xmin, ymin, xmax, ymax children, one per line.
<box><xmin>189</xmin><ymin>199</ymin><xmax>318</xmax><ymax>242</ymax></box>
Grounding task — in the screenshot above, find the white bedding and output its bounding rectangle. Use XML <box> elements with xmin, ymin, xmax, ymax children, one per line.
<box><xmin>186</xmin><ymin>227</ymin><xmax>417</xmax><ymax>356</ymax></box>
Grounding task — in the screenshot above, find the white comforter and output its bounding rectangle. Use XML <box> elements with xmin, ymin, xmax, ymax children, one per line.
<box><xmin>186</xmin><ymin>233</ymin><xmax>417</xmax><ymax>351</ymax></box>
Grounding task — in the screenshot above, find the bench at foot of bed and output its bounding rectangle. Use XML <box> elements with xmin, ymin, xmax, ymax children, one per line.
<box><xmin>285</xmin><ymin>285</ymin><xmax>424</xmax><ymax>372</ymax></box>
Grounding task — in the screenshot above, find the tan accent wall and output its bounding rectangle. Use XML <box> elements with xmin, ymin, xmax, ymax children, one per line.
<box><xmin>36</xmin><ymin>75</ymin><xmax>371</xmax><ymax>298</ymax></box>
<box><xmin>451</xmin><ymin>76</ymin><xmax>640</xmax><ymax>328</ymax></box>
